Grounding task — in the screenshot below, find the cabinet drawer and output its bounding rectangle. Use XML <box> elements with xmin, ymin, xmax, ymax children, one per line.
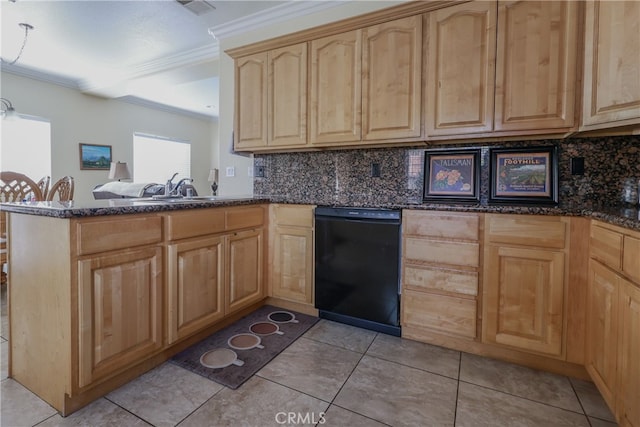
<box><xmin>76</xmin><ymin>216</ymin><xmax>163</xmax><ymax>255</ymax></box>
<box><xmin>167</xmin><ymin>209</ymin><xmax>225</xmax><ymax>241</ymax></box>
<box><xmin>404</xmin><ymin>265</ymin><xmax>478</xmax><ymax>296</ymax></box>
<box><xmin>403</xmin><ymin>290</ymin><xmax>476</xmax><ymax>338</ymax></box>
<box><xmin>226</xmin><ymin>206</ymin><xmax>265</xmax><ymax>231</ymax></box>
<box><xmin>623</xmin><ymin>235</ymin><xmax>640</xmax><ymax>283</ymax></box>
<box><xmin>404</xmin><ymin>237</ymin><xmax>479</xmax><ymax>268</ymax></box>
<box><xmin>272</xmin><ymin>204</ymin><xmax>313</xmax><ymax>227</ymax></box>
<box><xmin>486</xmin><ymin>214</ymin><xmax>567</xmax><ymax>249</ymax></box>
<box><xmin>591</xmin><ymin>225</ymin><xmax>623</xmax><ymax>270</ymax></box>
<box><xmin>403</xmin><ymin>210</ymin><xmax>479</xmax><ymax>240</ymax></box>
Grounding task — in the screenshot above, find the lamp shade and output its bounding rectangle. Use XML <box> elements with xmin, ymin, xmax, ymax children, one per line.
<box><xmin>108</xmin><ymin>161</ymin><xmax>131</xmax><ymax>181</ymax></box>
<box><xmin>208</xmin><ymin>168</ymin><xmax>219</xmax><ymax>182</ymax></box>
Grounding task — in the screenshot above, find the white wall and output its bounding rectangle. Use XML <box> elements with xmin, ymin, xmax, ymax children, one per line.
<box><xmin>216</xmin><ymin>1</ymin><xmax>405</xmax><ymax>196</ymax></box>
<box><xmin>1</xmin><ymin>72</ymin><xmax>217</xmax><ymax>202</ymax></box>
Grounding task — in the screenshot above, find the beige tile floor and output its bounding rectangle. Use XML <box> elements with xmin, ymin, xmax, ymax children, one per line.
<box><xmin>0</xmin><ymin>286</ymin><xmax>618</xmax><ymax>427</ymax></box>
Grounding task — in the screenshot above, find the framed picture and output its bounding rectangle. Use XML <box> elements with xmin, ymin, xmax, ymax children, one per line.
<box><xmin>489</xmin><ymin>146</ymin><xmax>558</xmax><ymax>205</ymax></box>
<box><xmin>79</xmin><ymin>143</ymin><xmax>112</xmax><ymax>170</ymax></box>
<box><xmin>423</xmin><ymin>149</ymin><xmax>480</xmax><ymax>203</ymax></box>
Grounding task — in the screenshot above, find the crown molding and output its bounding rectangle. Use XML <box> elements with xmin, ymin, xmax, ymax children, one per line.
<box><xmin>1</xmin><ymin>62</ymin><xmax>80</xmax><ymax>90</ymax></box>
<box><xmin>79</xmin><ymin>43</ymin><xmax>220</xmax><ymax>93</ymax></box>
<box><xmin>119</xmin><ymin>95</ymin><xmax>217</xmax><ymax>122</ymax></box>
<box><xmin>208</xmin><ymin>0</ymin><xmax>347</xmax><ymax>41</ymax></box>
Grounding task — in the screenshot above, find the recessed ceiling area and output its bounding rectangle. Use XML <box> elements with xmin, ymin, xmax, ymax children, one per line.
<box><xmin>0</xmin><ymin>0</ymin><xmax>345</xmax><ymax>120</ymax></box>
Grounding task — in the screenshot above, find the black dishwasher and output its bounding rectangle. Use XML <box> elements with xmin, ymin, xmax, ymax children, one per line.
<box><xmin>315</xmin><ymin>207</ymin><xmax>401</xmax><ymax>336</ymax></box>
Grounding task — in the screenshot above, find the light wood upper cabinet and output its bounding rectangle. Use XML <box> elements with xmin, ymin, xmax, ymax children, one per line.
<box><xmin>426</xmin><ymin>1</ymin><xmax>496</xmax><ymax>135</ymax></box>
<box><xmin>269</xmin><ymin>43</ymin><xmax>308</xmax><ymax>147</ymax></box>
<box><xmin>495</xmin><ymin>1</ymin><xmax>578</xmax><ymax>131</ymax></box>
<box><xmin>618</xmin><ymin>280</ymin><xmax>640</xmax><ymax>427</ymax></box>
<box><xmin>586</xmin><ymin>259</ymin><xmax>620</xmax><ymax>410</ymax></box>
<box><xmin>310</xmin><ymin>30</ymin><xmax>362</xmax><ymax>144</ymax></box>
<box><xmin>78</xmin><ymin>247</ymin><xmax>163</xmax><ymax>388</ymax></box>
<box><xmin>235</xmin><ymin>52</ymin><xmax>268</xmax><ymax>149</ymax></box>
<box><xmin>362</xmin><ymin>15</ymin><xmax>422</xmax><ymax>140</ymax></box>
<box><xmin>582</xmin><ymin>0</ymin><xmax>640</xmax><ymax>129</ymax></box>
<box><xmin>167</xmin><ymin>236</ymin><xmax>225</xmax><ymax>344</ymax></box>
<box><xmin>226</xmin><ymin>228</ymin><xmax>264</xmax><ymax>314</ymax></box>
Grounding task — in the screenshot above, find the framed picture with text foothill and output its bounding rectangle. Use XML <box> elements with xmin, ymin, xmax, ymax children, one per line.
<box><xmin>489</xmin><ymin>145</ymin><xmax>558</xmax><ymax>205</ymax></box>
<box><xmin>79</xmin><ymin>143</ymin><xmax>112</xmax><ymax>170</ymax></box>
<box><xmin>423</xmin><ymin>148</ymin><xmax>480</xmax><ymax>203</ymax></box>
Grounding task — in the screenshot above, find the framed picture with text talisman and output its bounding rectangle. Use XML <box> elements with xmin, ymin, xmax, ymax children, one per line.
<box><xmin>489</xmin><ymin>146</ymin><xmax>558</xmax><ymax>205</ymax></box>
<box><xmin>423</xmin><ymin>149</ymin><xmax>480</xmax><ymax>203</ymax></box>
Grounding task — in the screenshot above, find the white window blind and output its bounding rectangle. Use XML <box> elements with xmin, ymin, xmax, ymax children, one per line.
<box><xmin>133</xmin><ymin>133</ymin><xmax>191</xmax><ymax>184</ymax></box>
<box><xmin>0</xmin><ymin>115</ymin><xmax>51</xmax><ymax>180</ymax></box>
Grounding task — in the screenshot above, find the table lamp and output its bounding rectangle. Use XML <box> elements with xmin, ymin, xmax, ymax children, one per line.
<box><xmin>108</xmin><ymin>161</ymin><xmax>131</xmax><ymax>181</ymax></box>
<box><xmin>208</xmin><ymin>168</ymin><xmax>218</xmax><ymax>196</ymax></box>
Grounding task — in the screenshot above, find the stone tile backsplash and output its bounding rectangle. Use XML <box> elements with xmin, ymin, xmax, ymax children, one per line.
<box><xmin>254</xmin><ymin>136</ymin><xmax>640</xmax><ymax>209</ymax></box>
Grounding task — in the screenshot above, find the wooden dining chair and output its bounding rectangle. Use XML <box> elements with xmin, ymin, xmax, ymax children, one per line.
<box><xmin>0</xmin><ymin>171</ymin><xmax>44</xmax><ymax>202</ymax></box>
<box><xmin>47</xmin><ymin>176</ymin><xmax>74</xmax><ymax>201</ymax></box>
<box><xmin>37</xmin><ymin>175</ymin><xmax>51</xmax><ymax>200</ymax></box>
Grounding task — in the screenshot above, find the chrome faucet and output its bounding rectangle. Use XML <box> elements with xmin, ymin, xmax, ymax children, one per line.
<box><xmin>165</xmin><ymin>173</ymin><xmax>179</xmax><ymax>196</ymax></box>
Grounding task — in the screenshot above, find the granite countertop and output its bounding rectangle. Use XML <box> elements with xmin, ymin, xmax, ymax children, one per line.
<box><xmin>2</xmin><ymin>196</ymin><xmax>639</xmax><ymax>232</ymax></box>
<box><xmin>0</xmin><ymin>195</ymin><xmax>269</xmax><ymax>218</ymax></box>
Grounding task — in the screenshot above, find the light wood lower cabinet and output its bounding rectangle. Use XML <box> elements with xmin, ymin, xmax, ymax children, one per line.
<box><xmin>586</xmin><ymin>259</ymin><xmax>621</xmax><ymax>412</ymax></box>
<box><xmin>77</xmin><ymin>246</ymin><xmax>163</xmax><ymax>389</ymax></box>
<box><xmin>167</xmin><ymin>236</ymin><xmax>225</xmax><ymax>344</ymax></box>
<box><xmin>587</xmin><ymin>220</ymin><xmax>640</xmax><ymax>426</ymax></box>
<box><xmin>401</xmin><ymin>210</ymin><xmax>481</xmax><ymax>340</ymax></box>
<box><xmin>618</xmin><ymin>281</ymin><xmax>640</xmax><ymax>427</ymax></box>
<box><xmin>268</xmin><ymin>204</ymin><xmax>315</xmax><ymax>308</ymax></box>
<box><xmin>226</xmin><ymin>229</ymin><xmax>264</xmax><ymax>314</ymax></box>
<box><xmin>483</xmin><ymin>215</ymin><xmax>569</xmax><ymax>358</ymax></box>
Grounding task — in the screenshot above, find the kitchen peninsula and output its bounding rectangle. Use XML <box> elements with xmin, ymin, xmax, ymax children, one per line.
<box><xmin>2</xmin><ymin>197</ymin><xmax>269</xmax><ymax>415</ymax></box>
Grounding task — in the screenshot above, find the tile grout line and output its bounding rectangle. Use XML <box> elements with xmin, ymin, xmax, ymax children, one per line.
<box><xmin>453</xmin><ymin>352</ymin><xmax>462</xmax><ymax>426</ymax></box>
<box><xmin>457</xmin><ymin>378</ymin><xmax>592</xmax><ymax>417</ymax></box>
<box><xmin>319</xmin><ymin>331</ymin><xmax>395</xmax><ymax>427</ymax></box>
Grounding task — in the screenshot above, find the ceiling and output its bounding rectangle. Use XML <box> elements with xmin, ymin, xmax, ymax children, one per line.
<box><xmin>0</xmin><ymin>0</ymin><xmax>347</xmax><ymax>120</ymax></box>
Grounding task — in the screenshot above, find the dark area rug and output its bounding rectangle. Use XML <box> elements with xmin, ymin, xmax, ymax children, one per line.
<box><xmin>170</xmin><ymin>305</ymin><xmax>318</xmax><ymax>389</ymax></box>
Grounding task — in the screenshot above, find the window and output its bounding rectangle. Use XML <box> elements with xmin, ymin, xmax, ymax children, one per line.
<box><xmin>133</xmin><ymin>133</ymin><xmax>191</xmax><ymax>183</ymax></box>
<box><xmin>1</xmin><ymin>115</ymin><xmax>51</xmax><ymax>180</ymax></box>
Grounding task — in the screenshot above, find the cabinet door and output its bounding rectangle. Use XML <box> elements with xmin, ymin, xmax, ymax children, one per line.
<box><xmin>167</xmin><ymin>236</ymin><xmax>225</xmax><ymax>344</ymax></box>
<box><xmin>78</xmin><ymin>247</ymin><xmax>163</xmax><ymax>388</ymax></box>
<box><xmin>362</xmin><ymin>15</ymin><xmax>422</xmax><ymax>141</ymax></box>
<box><xmin>582</xmin><ymin>1</ymin><xmax>640</xmax><ymax>128</ymax></box>
<box><xmin>425</xmin><ymin>1</ymin><xmax>496</xmax><ymax>136</ymax></box>
<box><xmin>310</xmin><ymin>30</ymin><xmax>362</xmax><ymax>144</ymax></box>
<box><xmin>269</xmin><ymin>43</ymin><xmax>308</xmax><ymax>147</ymax></box>
<box><xmin>586</xmin><ymin>259</ymin><xmax>619</xmax><ymax>410</ymax></box>
<box><xmin>235</xmin><ymin>52</ymin><xmax>268</xmax><ymax>149</ymax></box>
<box><xmin>618</xmin><ymin>280</ymin><xmax>640</xmax><ymax>427</ymax></box>
<box><xmin>483</xmin><ymin>245</ymin><xmax>565</xmax><ymax>356</ymax></box>
<box><xmin>271</xmin><ymin>225</ymin><xmax>313</xmax><ymax>304</ymax></box>
<box><xmin>226</xmin><ymin>229</ymin><xmax>264</xmax><ymax>313</ymax></box>
<box><xmin>495</xmin><ymin>1</ymin><xmax>578</xmax><ymax>131</ymax></box>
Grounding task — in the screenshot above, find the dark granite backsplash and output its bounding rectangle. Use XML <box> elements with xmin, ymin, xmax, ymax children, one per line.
<box><xmin>254</xmin><ymin>136</ymin><xmax>640</xmax><ymax>209</ymax></box>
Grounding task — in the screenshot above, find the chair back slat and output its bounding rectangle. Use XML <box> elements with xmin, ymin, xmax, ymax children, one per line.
<box><xmin>37</xmin><ymin>176</ymin><xmax>51</xmax><ymax>200</ymax></box>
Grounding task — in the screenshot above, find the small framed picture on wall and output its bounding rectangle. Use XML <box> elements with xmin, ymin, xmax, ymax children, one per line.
<box><xmin>489</xmin><ymin>145</ymin><xmax>558</xmax><ymax>205</ymax></box>
<box><xmin>423</xmin><ymin>148</ymin><xmax>480</xmax><ymax>203</ymax></box>
<box><xmin>79</xmin><ymin>143</ymin><xmax>112</xmax><ymax>170</ymax></box>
